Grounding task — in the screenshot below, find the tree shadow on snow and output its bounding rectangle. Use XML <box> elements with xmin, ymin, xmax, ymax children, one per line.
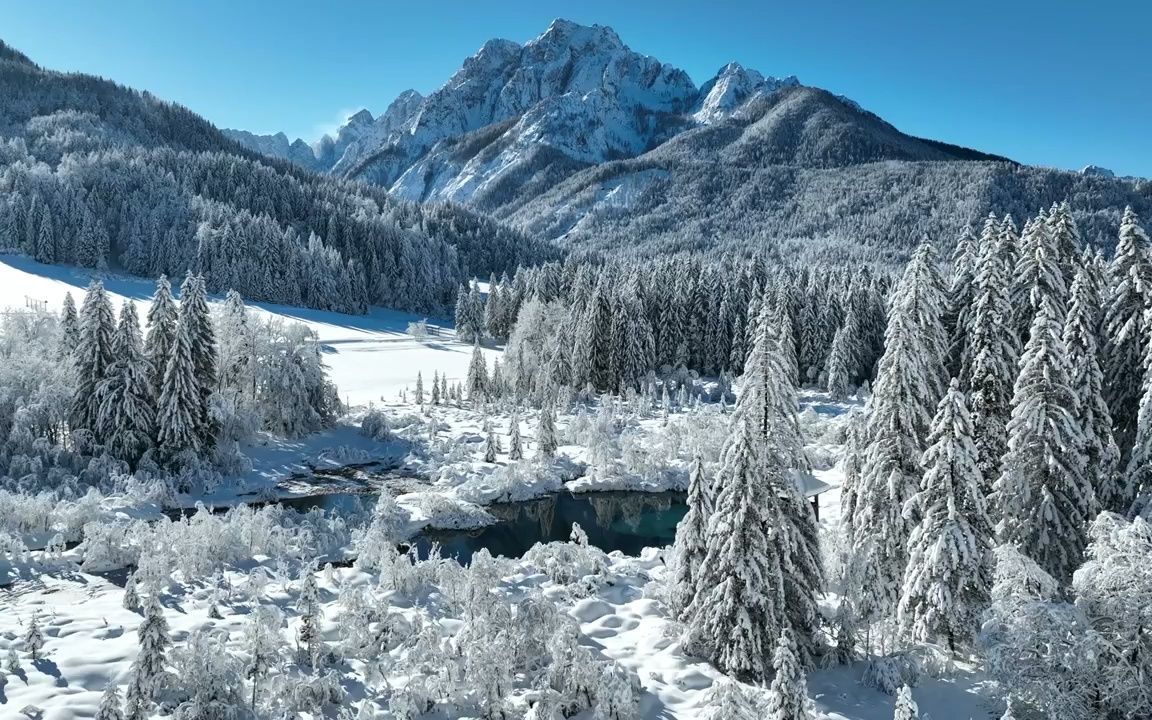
<box><xmin>0</xmin><ymin>254</ymin><xmax>460</xmax><ymax>338</ymax></box>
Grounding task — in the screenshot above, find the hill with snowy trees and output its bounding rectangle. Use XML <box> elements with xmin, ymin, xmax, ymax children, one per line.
<box><xmin>230</xmin><ymin>19</ymin><xmax>1150</xmax><ymax>260</ymax></box>
<box><xmin>0</xmin><ymin>39</ymin><xmax>558</xmax><ymax>316</ymax></box>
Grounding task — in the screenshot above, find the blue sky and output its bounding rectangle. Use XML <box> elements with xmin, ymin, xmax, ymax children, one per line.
<box><xmin>2</xmin><ymin>0</ymin><xmax>1149</xmax><ymax>176</ymax></box>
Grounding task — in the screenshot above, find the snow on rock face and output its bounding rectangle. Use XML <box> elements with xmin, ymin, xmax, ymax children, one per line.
<box><xmin>1081</xmin><ymin>164</ymin><xmax>1116</xmax><ymax>177</ymax></box>
<box><xmin>693</xmin><ymin>62</ymin><xmax>799</xmax><ymax>123</ymax></box>
<box><xmin>223</xmin><ymin>129</ymin><xmax>321</xmax><ymax>169</ymax></box>
<box><xmin>230</xmin><ymin>20</ymin><xmax>817</xmax><ymax>206</ymax></box>
<box><xmin>339</xmin><ymin>18</ymin><xmax>700</xmax><ymax>191</ymax></box>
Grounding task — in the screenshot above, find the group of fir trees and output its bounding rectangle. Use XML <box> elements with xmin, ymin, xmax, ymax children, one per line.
<box><xmin>65</xmin><ymin>274</ymin><xmax>340</xmax><ymax>470</ymax></box>
<box><xmin>67</xmin><ymin>275</ymin><xmax>216</xmax><ymax>466</ymax></box>
<box><xmin>489</xmin><ymin>253</ymin><xmax>889</xmax><ymax>404</ymax></box>
<box><xmin>842</xmin><ymin>204</ymin><xmax>1152</xmax><ymax>656</ymax></box>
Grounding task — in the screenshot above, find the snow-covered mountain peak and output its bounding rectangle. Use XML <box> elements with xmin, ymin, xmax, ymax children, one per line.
<box><xmin>529</xmin><ymin>18</ymin><xmax>625</xmax><ymax>53</ymax></box>
<box><xmin>694</xmin><ymin>62</ymin><xmax>800</xmax><ymax>123</ymax></box>
<box><xmin>345</xmin><ymin>109</ymin><xmax>374</xmax><ymax>126</ymax></box>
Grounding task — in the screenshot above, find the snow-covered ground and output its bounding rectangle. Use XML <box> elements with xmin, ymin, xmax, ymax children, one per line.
<box><xmin>0</xmin><ymin>256</ymin><xmax>1000</xmax><ymax>719</ymax></box>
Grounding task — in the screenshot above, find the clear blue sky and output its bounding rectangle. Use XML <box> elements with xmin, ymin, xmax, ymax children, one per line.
<box><xmin>3</xmin><ymin>0</ymin><xmax>1149</xmax><ymax>177</ymax></box>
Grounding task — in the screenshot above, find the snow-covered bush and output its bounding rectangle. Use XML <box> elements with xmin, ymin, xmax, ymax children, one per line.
<box><xmin>1071</xmin><ymin>513</ymin><xmax>1152</xmax><ymax>718</ymax></box>
<box><xmin>360</xmin><ymin>407</ymin><xmax>391</xmax><ymax>442</ymax></box>
<box><xmin>407</xmin><ymin>319</ymin><xmax>429</xmax><ymax>339</ymax></box>
<box><xmin>523</xmin><ymin>535</ymin><xmax>608</xmax><ymax>587</ymax></box>
<box><xmin>861</xmin><ymin>653</ymin><xmax>920</xmax><ymax>696</ymax></box>
<box><xmin>981</xmin><ymin>545</ymin><xmax>1101</xmax><ymax>720</ymax></box>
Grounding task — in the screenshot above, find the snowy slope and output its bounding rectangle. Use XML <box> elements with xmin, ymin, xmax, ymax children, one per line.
<box><xmin>0</xmin><ymin>254</ymin><xmax>500</xmax><ymax>408</ymax></box>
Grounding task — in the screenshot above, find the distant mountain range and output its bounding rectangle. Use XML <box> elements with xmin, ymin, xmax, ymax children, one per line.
<box><xmin>225</xmin><ymin>19</ymin><xmax>1150</xmax><ymax>256</ymax></box>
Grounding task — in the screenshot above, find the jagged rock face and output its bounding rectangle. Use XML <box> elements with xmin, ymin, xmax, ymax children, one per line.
<box><xmin>223</xmin><ymin>129</ymin><xmax>320</xmax><ymax>168</ymax></box>
<box><xmin>337</xmin><ymin>19</ymin><xmax>707</xmax><ymax>200</ymax></box>
<box><xmin>227</xmin><ymin>19</ymin><xmax>821</xmax><ymax>204</ymax></box>
<box><xmin>693</xmin><ymin>62</ymin><xmax>799</xmax><ymax>123</ymax></box>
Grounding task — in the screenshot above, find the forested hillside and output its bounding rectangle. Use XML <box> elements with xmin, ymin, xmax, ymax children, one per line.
<box><xmin>0</xmin><ymin>40</ymin><xmax>558</xmax><ymax>315</ymax></box>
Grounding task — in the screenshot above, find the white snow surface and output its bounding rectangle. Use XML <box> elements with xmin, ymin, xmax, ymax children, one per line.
<box><xmin>0</xmin><ymin>255</ymin><xmax>1000</xmax><ymax>719</ymax></box>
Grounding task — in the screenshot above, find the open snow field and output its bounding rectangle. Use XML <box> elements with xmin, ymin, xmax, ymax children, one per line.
<box><xmin>0</xmin><ymin>256</ymin><xmax>999</xmax><ymax>719</ymax></box>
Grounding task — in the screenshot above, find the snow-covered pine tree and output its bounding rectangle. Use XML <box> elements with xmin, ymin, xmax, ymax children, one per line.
<box><xmin>764</xmin><ymin>628</ymin><xmax>814</xmax><ymax>720</ymax></box>
<box><xmin>430</xmin><ymin>371</ymin><xmax>440</xmax><ymax>405</ymax></box>
<box><xmin>71</xmin><ymin>280</ymin><xmax>117</xmax><ymax>436</ymax></box>
<box><xmin>135</xmin><ymin>596</ymin><xmax>170</xmax><ymax>697</ymax></box>
<box><xmin>156</xmin><ymin>293</ymin><xmax>202</xmax><ymax>457</ymax></box>
<box><xmin>490</xmin><ymin>357</ymin><xmax>504</xmax><ymax>399</ymax></box>
<box><xmin>1126</xmin><ymin>314</ymin><xmax>1152</xmax><ymax>517</ymax></box>
<box><xmin>1103</xmin><ymin>208</ymin><xmax>1152</xmax><ymax>454</ymax></box>
<box><xmin>684</xmin><ymin>298</ymin><xmax>821</xmax><ymax>679</ymax></box>
<box><xmin>94</xmin><ymin>683</ymin><xmax>124</xmax><ymax>720</ymax></box>
<box><xmin>849</xmin><ymin>241</ymin><xmax>948</xmax><ymax>635</ymax></box>
<box><xmin>897</xmin><ymin>380</ymin><xmax>993</xmax><ymax>650</ymax></box>
<box><xmin>466</xmin><ymin>282</ymin><xmax>485</xmax><ymax>342</ymax></box>
<box><xmin>616</xmin><ymin>288</ymin><xmax>655</xmax><ymax>393</ymax></box>
<box><xmin>756</xmin><ymin>307</ymin><xmax>824</xmax><ymax>662</ymax></box>
<box><xmin>97</xmin><ymin>302</ymin><xmax>155</xmax><ymax>466</ymax></box>
<box><xmin>467</xmin><ymin>342</ymin><xmax>488</xmax><ymax>405</ymax></box>
<box><xmin>24</xmin><ymin>611</ymin><xmax>44</xmax><ymax>660</ymax></box>
<box><xmin>123</xmin><ymin>669</ymin><xmax>150</xmax><ymax>720</ymax></box>
<box><xmin>242</xmin><ymin>605</ymin><xmax>283</xmax><ymax>710</ymax></box>
<box><xmin>484</xmin><ymin>421</ymin><xmax>498</xmax><ymax>463</ymax></box>
<box><xmin>123</xmin><ymin>572</ymin><xmax>140</xmax><ymax>612</ymax></box>
<box><xmin>945</xmin><ymin>224</ymin><xmax>978</xmax><ymax>378</ymax></box>
<box><xmin>144</xmin><ymin>275</ymin><xmax>178</xmax><ymax>403</ymax></box>
<box><xmin>180</xmin><ymin>275</ymin><xmax>218</xmax><ymax>447</ymax></box>
<box><xmin>825</xmin><ymin>319</ymin><xmax>854</xmax><ymax>400</ymax></box>
<box><xmin>683</xmin><ymin>368</ymin><xmax>784</xmax><ymax>681</ymax></box>
<box><xmin>1064</xmin><ymin>266</ymin><xmax>1124</xmax><ymax>512</ymax></box>
<box><xmin>508</xmin><ymin>414</ymin><xmax>522</xmax><ymax>461</ymax></box>
<box><xmin>1047</xmin><ymin>201</ymin><xmax>1083</xmax><ymax>291</ymax></box>
<box><xmin>414</xmin><ymin>372</ymin><xmax>424</xmax><ymax>405</ymax></box>
<box><xmin>296</xmin><ymin>572</ymin><xmax>323</xmax><ymax>669</ymax></box>
<box><xmin>964</xmin><ymin>215</ymin><xmax>1020</xmax><ymax>497</ymax></box>
<box><xmin>59</xmin><ymin>291</ymin><xmax>79</xmax><ymax>357</ymax></box>
<box><xmin>670</xmin><ymin>454</ymin><xmax>711</xmax><ymax>618</ymax></box>
<box><xmin>893</xmin><ymin>685</ymin><xmax>919</xmax><ymax>720</ymax></box>
<box><xmin>537</xmin><ymin>403</ymin><xmax>558</xmax><ymax>460</ymax></box>
<box><xmin>996</xmin><ymin>294</ymin><xmax>1095</xmax><ymax>581</ymax></box>
<box><xmin>216</xmin><ymin>290</ymin><xmax>255</xmax><ymax>406</ymax></box>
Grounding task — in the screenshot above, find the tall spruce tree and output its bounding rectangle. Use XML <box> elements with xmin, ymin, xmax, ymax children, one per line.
<box><xmin>98</xmin><ymin>302</ymin><xmax>155</xmax><ymax>466</ymax></box>
<box><xmin>670</xmin><ymin>454</ymin><xmax>711</xmax><ymax>618</ymax></box>
<box><xmin>537</xmin><ymin>403</ymin><xmax>558</xmax><ymax>460</ymax></box>
<box><xmin>945</xmin><ymin>225</ymin><xmax>978</xmax><ymax>378</ymax></box>
<box><xmin>466</xmin><ymin>342</ymin><xmax>488</xmax><ymax>404</ymax></box>
<box><xmin>1125</xmin><ymin>311</ymin><xmax>1152</xmax><ymax>517</ymax></box>
<box><xmin>897</xmin><ymin>380</ymin><xmax>993</xmax><ymax>650</ymax></box>
<box><xmin>59</xmin><ymin>291</ymin><xmax>79</xmax><ymax>357</ymax></box>
<box><xmin>1064</xmin><ymin>266</ymin><xmax>1124</xmax><ymax>512</ymax></box>
<box><xmin>180</xmin><ymin>275</ymin><xmax>218</xmax><ymax>447</ymax></box>
<box><xmin>995</xmin><ymin>295</ymin><xmax>1095</xmax><ymax>581</ymax></box>
<box><xmin>157</xmin><ymin>295</ymin><xmax>203</xmax><ymax>456</ymax></box>
<box><xmin>964</xmin><ymin>216</ymin><xmax>1020</xmax><ymax>496</ymax></box>
<box><xmin>849</xmin><ymin>241</ymin><xmax>948</xmax><ymax>634</ymax></box>
<box><xmin>144</xmin><ymin>275</ymin><xmax>178</xmax><ymax>403</ymax></box>
<box><xmin>72</xmin><ymin>281</ymin><xmax>117</xmax><ymax>436</ymax></box>
<box><xmin>1103</xmin><ymin>208</ymin><xmax>1152</xmax><ymax>453</ymax></box>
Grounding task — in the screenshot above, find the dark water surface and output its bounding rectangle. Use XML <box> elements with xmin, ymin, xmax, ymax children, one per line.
<box><xmin>283</xmin><ymin>490</ymin><xmax>688</xmax><ymax>563</ymax></box>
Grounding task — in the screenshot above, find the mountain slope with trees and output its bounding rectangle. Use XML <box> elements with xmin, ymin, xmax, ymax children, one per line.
<box><xmin>0</xmin><ymin>39</ymin><xmax>557</xmax><ymax>315</ymax></box>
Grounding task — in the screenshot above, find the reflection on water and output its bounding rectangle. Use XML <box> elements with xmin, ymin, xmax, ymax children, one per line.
<box><xmin>282</xmin><ymin>490</ymin><xmax>687</xmax><ymax>563</ymax></box>
<box><xmin>419</xmin><ymin>491</ymin><xmax>686</xmax><ymax>563</ymax></box>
